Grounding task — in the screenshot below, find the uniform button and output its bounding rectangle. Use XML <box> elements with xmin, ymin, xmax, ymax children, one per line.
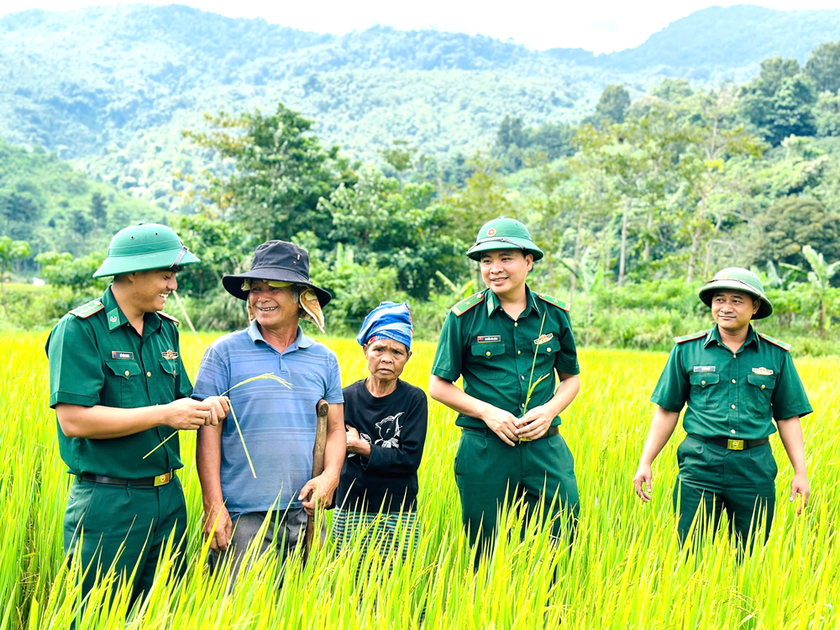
<box><xmin>547</xmin><ymin>347</ymin><xmax>552</xmax><ymax>353</ymax></box>
<box><xmin>731</xmin><ymin>404</ymin><xmax>736</xmax><ymax>409</ymax></box>
<box><xmin>731</xmin><ymin>429</ymin><xmax>736</xmax><ymax>434</ymax></box>
<box><xmin>517</xmin><ymin>350</ymin><xmax>521</xmax><ymax>355</ymax></box>
<box><xmin>521</xmin><ymin>404</ymin><xmax>525</xmax><ymax>408</ymax></box>
<box><xmin>124</xmin><ymin>370</ymin><xmax>130</xmax><ymax>377</ymax></box>
<box><xmin>761</xmin><ymin>384</ymin><xmax>766</xmax><ymax>390</ymax></box>
<box><xmin>732</xmin><ymin>379</ymin><xmax>736</xmax><ymax>384</ymax></box>
<box><xmin>701</xmin><ymin>380</ymin><xmax>706</xmax><ymax>386</ymax></box>
<box><xmin>514</xmin><ymin>322</ymin><xmax>518</xmax><ymax>328</ymax></box>
<box><xmin>147</xmin><ymin>371</ymin><xmax>152</xmax><ymax>377</ymax></box>
<box><xmin>485</xmin><ymin>351</ymin><xmax>491</xmax><ymax>357</ymax></box>
<box><xmin>733</xmin><ymin>354</ymin><xmax>737</xmax><ymax>359</ymax></box>
<box><xmin>521</xmin><ymin>375</ymin><xmax>525</xmax><ymax>380</ymax></box>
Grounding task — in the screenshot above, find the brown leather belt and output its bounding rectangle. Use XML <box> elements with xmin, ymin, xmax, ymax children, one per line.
<box><xmin>77</xmin><ymin>470</ymin><xmax>175</xmax><ymax>487</ymax></box>
<box><xmin>462</xmin><ymin>426</ymin><xmax>559</xmax><ymax>440</ymax></box>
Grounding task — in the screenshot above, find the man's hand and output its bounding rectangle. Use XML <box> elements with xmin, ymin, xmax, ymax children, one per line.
<box><xmin>298</xmin><ymin>473</ymin><xmax>339</xmax><ymax>516</ymax></box>
<box><xmin>515</xmin><ymin>404</ymin><xmax>554</xmax><ymax>441</ymax></box>
<box><xmin>164</xmin><ymin>398</ymin><xmax>213</xmax><ymax>431</ymax></box>
<box><xmin>204</xmin><ymin>396</ymin><xmax>230</xmax><ymax>427</ymax></box>
<box><xmin>633</xmin><ymin>464</ymin><xmax>653</xmax><ymax>502</ymax></box>
<box><xmin>203</xmin><ymin>503</ymin><xmax>233</xmax><ymax>552</ymax></box>
<box><xmin>481</xmin><ymin>406</ymin><xmax>520</xmax><ymax>446</ymax></box>
<box><xmin>790</xmin><ymin>472</ymin><xmax>810</xmax><ymax>515</ymax></box>
<box><xmin>346</xmin><ymin>426</ymin><xmax>371</xmax><ymax>457</ymax></box>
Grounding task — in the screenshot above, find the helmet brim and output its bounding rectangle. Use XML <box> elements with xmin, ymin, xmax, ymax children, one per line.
<box><xmin>466</xmin><ymin>237</ymin><xmax>544</xmax><ymax>261</ymax></box>
<box><xmin>699</xmin><ymin>280</ymin><xmax>773</xmax><ymax>319</ymax></box>
<box><xmin>93</xmin><ymin>248</ymin><xmax>200</xmax><ymax>278</ymax></box>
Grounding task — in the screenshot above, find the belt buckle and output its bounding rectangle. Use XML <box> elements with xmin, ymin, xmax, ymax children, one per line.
<box><xmin>154</xmin><ymin>472</ymin><xmax>171</xmax><ymax>487</ymax></box>
<box><xmin>727</xmin><ymin>439</ymin><xmax>745</xmax><ymax>451</ymax></box>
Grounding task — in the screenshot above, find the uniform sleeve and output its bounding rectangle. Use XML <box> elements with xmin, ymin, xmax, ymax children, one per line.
<box><xmin>173</xmin><ymin>327</ymin><xmax>193</xmax><ymax>399</ymax></box>
<box><xmin>554</xmin><ymin>310</ymin><xmax>580</xmax><ymax>376</ymax></box>
<box><xmin>772</xmin><ymin>352</ymin><xmax>813</xmax><ymax>420</ymax></box>
<box><xmin>650</xmin><ymin>345</ymin><xmax>688</xmax><ymax>413</ymax></box>
<box><xmin>324</xmin><ymin>351</ymin><xmax>345</xmax><ymax>404</ymax></box>
<box><xmin>47</xmin><ymin>316</ymin><xmax>105</xmax><ymax>408</ymax></box>
<box><xmin>363</xmin><ymin>388</ymin><xmax>428</xmax><ymax>475</ymax></box>
<box><xmin>191</xmin><ymin>344</ymin><xmax>230</xmax><ymax>401</ymax></box>
<box><xmin>431</xmin><ymin>311</ymin><xmax>463</xmax><ymax>381</ymax></box>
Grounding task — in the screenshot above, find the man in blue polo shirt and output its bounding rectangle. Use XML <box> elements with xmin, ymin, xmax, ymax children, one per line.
<box><xmin>193</xmin><ymin>240</ymin><xmax>345</xmax><ymax>580</ymax></box>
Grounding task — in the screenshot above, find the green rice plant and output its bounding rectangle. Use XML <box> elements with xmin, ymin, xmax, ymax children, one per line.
<box><xmin>1</xmin><ymin>331</ymin><xmax>839</xmax><ymax>628</ymax></box>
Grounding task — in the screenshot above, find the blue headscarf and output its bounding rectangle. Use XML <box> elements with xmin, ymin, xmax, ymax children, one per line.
<box><xmin>356</xmin><ymin>302</ymin><xmax>413</xmax><ymax>351</ymax></box>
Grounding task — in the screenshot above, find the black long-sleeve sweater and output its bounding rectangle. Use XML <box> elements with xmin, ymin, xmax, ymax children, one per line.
<box><xmin>336</xmin><ymin>379</ymin><xmax>428</xmax><ymax>513</ymax></box>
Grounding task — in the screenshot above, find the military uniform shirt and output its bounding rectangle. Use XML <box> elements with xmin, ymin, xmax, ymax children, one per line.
<box><xmin>651</xmin><ymin>326</ymin><xmax>812</xmax><ymax>440</ymax></box>
<box><xmin>46</xmin><ymin>287</ymin><xmax>193</xmax><ymax>478</ymax></box>
<box><xmin>432</xmin><ymin>286</ymin><xmax>579</xmax><ymax>429</ymax></box>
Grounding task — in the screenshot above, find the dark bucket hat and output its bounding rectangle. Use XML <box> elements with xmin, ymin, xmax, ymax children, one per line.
<box><xmin>222</xmin><ymin>240</ymin><xmax>332</xmax><ymax>307</ymax></box>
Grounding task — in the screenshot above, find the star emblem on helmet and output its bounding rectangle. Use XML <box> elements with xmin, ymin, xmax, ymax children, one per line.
<box><xmin>487</xmin><ymin>228</ymin><xmax>497</xmax><ymax>237</ymax></box>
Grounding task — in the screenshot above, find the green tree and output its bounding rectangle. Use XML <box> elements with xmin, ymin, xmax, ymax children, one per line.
<box><xmin>752</xmin><ymin>197</ymin><xmax>840</xmax><ymax>272</ymax></box>
<box><xmin>35</xmin><ymin>251</ymin><xmax>107</xmax><ymax>292</ymax></box>
<box><xmin>0</xmin><ymin>237</ymin><xmax>31</xmax><ymax>313</ymax></box>
<box><xmin>796</xmin><ymin>245</ymin><xmax>840</xmax><ymax>335</ymax></box>
<box><xmin>595</xmin><ymin>85</ymin><xmax>631</xmax><ymax>125</ymax></box>
<box><xmin>182</xmin><ymin>103</ymin><xmax>353</xmax><ymax>243</ymax></box>
<box><xmin>320</xmin><ymin>167</ymin><xmax>466</xmax><ymax>299</ymax></box>
<box><xmin>804</xmin><ymin>41</ymin><xmax>840</xmax><ymax>94</ymax></box>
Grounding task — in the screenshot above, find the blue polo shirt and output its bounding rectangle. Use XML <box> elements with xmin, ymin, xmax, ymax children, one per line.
<box><xmin>193</xmin><ymin>321</ymin><xmax>344</xmax><ymax>516</ymax></box>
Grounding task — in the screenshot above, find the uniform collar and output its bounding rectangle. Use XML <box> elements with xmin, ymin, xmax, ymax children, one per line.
<box><xmin>485</xmin><ymin>286</ymin><xmax>539</xmax><ymax>318</ymax></box>
<box><xmin>704</xmin><ymin>324</ymin><xmax>759</xmax><ymax>350</ymax></box>
<box><xmin>248</xmin><ymin>320</ymin><xmax>313</xmax><ymax>350</ymax></box>
<box><xmin>101</xmin><ymin>287</ymin><xmax>161</xmax><ymax>334</ymax></box>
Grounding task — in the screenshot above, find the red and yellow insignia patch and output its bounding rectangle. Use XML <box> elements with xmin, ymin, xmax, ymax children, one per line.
<box><xmin>161</xmin><ymin>349</ymin><xmax>179</xmax><ymax>360</ymax></box>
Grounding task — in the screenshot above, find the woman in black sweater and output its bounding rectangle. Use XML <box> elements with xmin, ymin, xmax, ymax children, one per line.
<box><xmin>333</xmin><ymin>302</ymin><xmax>428</xmax><ymax>563</ymax></box>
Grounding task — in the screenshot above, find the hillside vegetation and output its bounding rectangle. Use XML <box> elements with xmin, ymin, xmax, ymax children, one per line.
<box><xmin>2</xmin><ymin>4</ymin><xmax>840</xmax><ymax>212</ymax></box>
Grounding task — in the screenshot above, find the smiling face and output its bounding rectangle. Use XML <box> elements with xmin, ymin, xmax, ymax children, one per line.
<box><xmin>129</xmin><ymin>268</ymin><xmax>178</xmax><ymax>313</ymax></box>
<box><xmin>479</xmin><ymin>249</ymin><xmax>533</xmax><ymax>300</ymax></box>
<box><xmin>711</xmin><ymin>290</ymin><xmax>759</xmax><ymax>334</ymax></box>
<box><xmin>247</xmin><ymin>280</ymin><xmax>301</xmax><ymax>332</ymax></box>
<box><xmin>364</xmin><ymin>337</ymin><xmax>411</xmax><ymax>383</ymax></box>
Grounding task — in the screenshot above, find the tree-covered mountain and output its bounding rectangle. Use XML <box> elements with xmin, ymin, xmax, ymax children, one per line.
<box><xmin>1</xmin><ymin>3</ymin><xmax>839</xmax><ymax>213</ymax></box>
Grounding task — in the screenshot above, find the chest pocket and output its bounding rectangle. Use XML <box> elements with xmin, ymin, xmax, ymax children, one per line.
<box><xmin>745</xmin><ymin>373</ymin><xmax>776</xmax><ymax>416</ymax></box>
<box><xmin>153</xmin><ymin>358</ymin><xmax>178</xmax><ymax>403</ymax></box>
<box><xmin>103</xmin><ymin>359</ymin><xmax>144</xmax><ymax>407</ymax></box>
<box><xmin>470</xmin><ymin>341</ymin><xmax>506</xmax><ymax>380</ymax></box>
<box><xmin>689</xmin><ymin>372</ymin><xmax>719</xmax><ymax>410</ymax></box>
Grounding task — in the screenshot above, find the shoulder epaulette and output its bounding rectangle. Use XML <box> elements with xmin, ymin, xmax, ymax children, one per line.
<box><xmin>675</xmin><ymin>330</ymin><xmax>707</xmax><ymax>344</ymax></box>
<box><xmin>536</xmin><ymin>293</ymin><xmax>570</xmax><ymax>312</ymax></box>
<box><xmin>451</xmin><ymin>292</ymin><xmax>484</xmax><ymax>316</ymax></box>
<box><xmin>69</xmin><ymin>300</ymin><xmax>104</xmax><ymax>319</ymax></box>
<box><xmin>158</xmin><ymin>311</ymin><xmax>181</xmax><ymax>325</ymax></box>
<box><xmin>759</xmin><ymin>332</ymin><xmax>791</xmax><ymax>352</ymax></box>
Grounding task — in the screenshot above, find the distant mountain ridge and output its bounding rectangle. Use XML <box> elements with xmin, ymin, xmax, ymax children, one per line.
<box><xmin>0</xmin><ymin>3</ymin><xmax>838</xmax><ymax>211</ymax></box>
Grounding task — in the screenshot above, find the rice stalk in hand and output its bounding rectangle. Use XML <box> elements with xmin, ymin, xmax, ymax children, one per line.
<box><xmin>143</xmin><ymin>372</ymin><xmax>292</xmax><ymax>461</ymax></box>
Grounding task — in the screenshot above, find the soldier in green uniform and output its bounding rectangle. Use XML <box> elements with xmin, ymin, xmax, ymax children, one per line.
<box><xmin>633</xmin><ymin>268</ymin><xmax>812</xmax><ymax>550</ymax></box>
<box><xmin>46</xmin><ymin>223</ymin><xmax>229</xmax><ymax>602</ymax></box>
<box><xmin>429</xmin><ymin>218</ymin><xmax>581</xmax><ymax>555</ymax></box>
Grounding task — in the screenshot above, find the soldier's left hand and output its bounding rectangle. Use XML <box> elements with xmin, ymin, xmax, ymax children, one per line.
<box><xmin>790</xmin><ymin>472</ymin><xmax>810</xmax><ymax>515</ymax></box>
<box><xmin>515</xmin><ymin>405</ymin><xmax>553</xmax><ymax>440</ymax></box>
<box><xmin>299</xmin><ymin>473</ymin><xmax>338</xmax><ymax>516</ymax></box>
<box><xmin>205</xmin><ymin>396</ymin><xmax>230</xmax><ymax>426</ymax></box>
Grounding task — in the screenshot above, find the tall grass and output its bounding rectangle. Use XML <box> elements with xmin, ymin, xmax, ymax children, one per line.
<box><xmin>1</xmin><ymin>332</ymin><xmax>838</xmax><ymax>628</ymax></box>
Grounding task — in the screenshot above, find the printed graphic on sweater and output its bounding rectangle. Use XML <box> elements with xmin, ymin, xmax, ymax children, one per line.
<box><xmin>375</xmin><ymin>412</ymin><xmax>404</xmax><ymax>448</ymax></box>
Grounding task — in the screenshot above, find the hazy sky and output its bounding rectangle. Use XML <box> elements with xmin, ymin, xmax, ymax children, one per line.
<box><xmin>2</xmin><ymin>1</ymin><xmax>839</xmax><ymax>54</ymax></box>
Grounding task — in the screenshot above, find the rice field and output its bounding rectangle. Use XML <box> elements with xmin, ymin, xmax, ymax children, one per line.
<box><xmin>1</xmin><ymin>330</ymin><xmax>839</xmax><ymax>629</ymax></box>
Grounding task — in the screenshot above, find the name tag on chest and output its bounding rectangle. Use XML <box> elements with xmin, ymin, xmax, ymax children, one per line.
<box><xmin>111</xmin><ymin>351</ymin><xmax>135</xmax><ymax>360</ymax></box>
<box><xmin>477</xmin><ymin>335</ymin><xmax>502</xmax><ymax>343</ymax></box>
<box><xmin>693</xmin><ymin>366</ymin><xmax>715</xmax><ymax>373</ymax></box>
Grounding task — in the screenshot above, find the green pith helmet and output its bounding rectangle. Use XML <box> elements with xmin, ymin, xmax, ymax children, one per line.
<box><xmin>93</xmin><ymin>223</ymin><xmax>200</xmax><ymax>278</ymax></box>
<box><xmin>699</xmin><ymin>267</ymin><xmax>773</xmax><ymax>319</ymax></box>
<box><xmin>466</xmin><ymin>217</ymin><xmax>544</xmax><ymax>261</ymax></box>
